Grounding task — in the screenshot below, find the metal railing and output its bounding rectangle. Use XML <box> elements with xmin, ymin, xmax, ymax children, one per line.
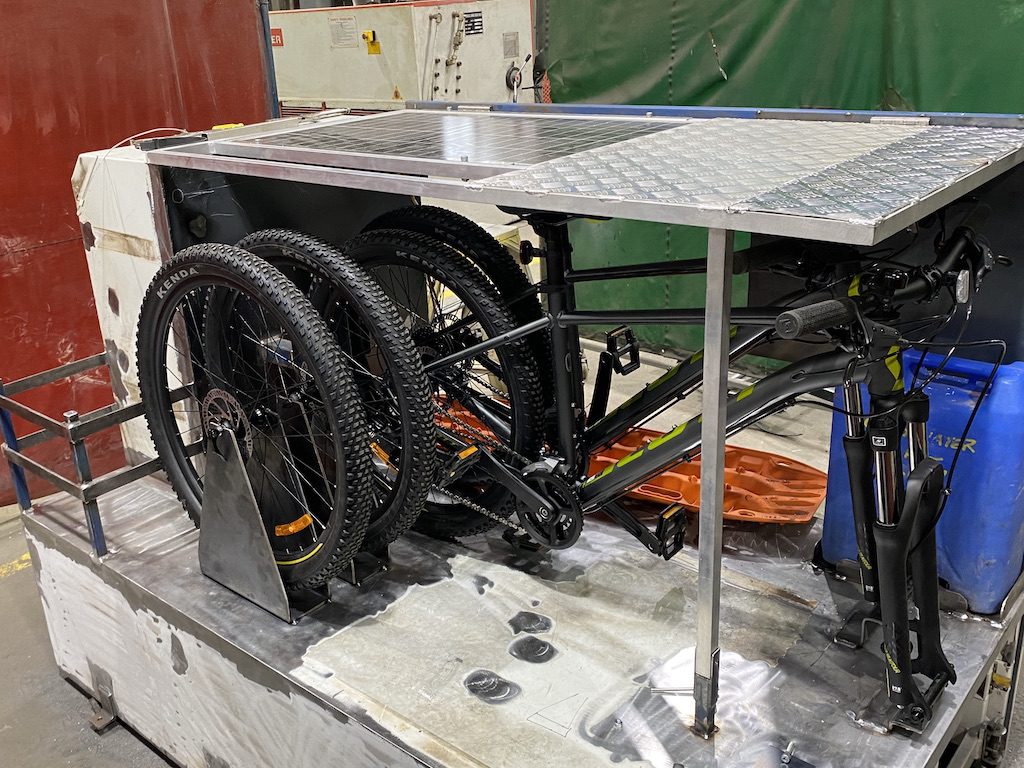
<box><xmin>0</xmin><ymin>353</ymin><xmax>163</xmax><ymax>557</ymax></box>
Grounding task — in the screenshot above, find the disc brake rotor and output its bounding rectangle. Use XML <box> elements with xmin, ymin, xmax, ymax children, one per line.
<box><xmin>201</xmin><ymin>388</ymin><xmax>254</xmax><ymax>459</ymax></box>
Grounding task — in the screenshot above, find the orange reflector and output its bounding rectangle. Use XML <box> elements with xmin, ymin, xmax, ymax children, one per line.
<box><xmin>275</xmin><ymin>514</ymin><xmax>313</xmax><ymax>537</ymax></box>
<box><xmin>370</xmin><ymin>441</ymin><xmax>397</xmax><ymax>470</ymax></box>
<box><xmin>458</xmin><ymin>445</ymin><xmax>479</xmax><ymax>460</ymax></box>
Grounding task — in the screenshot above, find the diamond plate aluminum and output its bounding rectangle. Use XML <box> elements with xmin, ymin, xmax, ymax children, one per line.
<box><xmin>738</xmin><ymin>126</ymin><xmax>1024</xmax><ymax>224</ymax></box>
<box><xmin>480</xmin><ymin>118</ymin><xmax>928</xmax><ymax>207</ymax></box>
<box><xmin>151</xmin><ymin>110</ymin><xmax>1024</xmax><ymax>243</ymax></box>
<box><xmin>481</xmin><ymin>118</ymin><xmax>1024</xmax><ymax>227</ymax></box>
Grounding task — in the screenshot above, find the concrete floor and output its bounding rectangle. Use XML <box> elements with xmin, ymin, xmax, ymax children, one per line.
<box><xmin>2</xmin><ymin>350</ymin><xmax>1024</xmax><ymax>765</ymax></box>
<box><xmin>0</xmin><ymin>504</ymin><xmax>170</xmax><ymax>767</ymax></box>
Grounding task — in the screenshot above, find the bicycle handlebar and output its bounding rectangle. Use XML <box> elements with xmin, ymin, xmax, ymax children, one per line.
<box><xmin>774</xmin><ymin>204</ymin><xmax>992</xmax><ymax>339</ymax></box>
<box><xmin>775</xmin><ymin>298</ymin><xmax>859</xmax><ymax>340</ymax></box>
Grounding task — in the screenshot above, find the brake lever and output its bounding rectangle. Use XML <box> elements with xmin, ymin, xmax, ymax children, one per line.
<box><xmin>861</xmin><ymin>318</ymin><xmax>901</xmax><ymax>348</ymax></box>
<box><xmin>833</xmin><ymin>299</ymin><xmax>899</xmax><ymax>351</ymax></box>
<box><xmin>972</xmin><ymin>241</ymin><xmax>1002</xmax><ymax>291</ymax></box>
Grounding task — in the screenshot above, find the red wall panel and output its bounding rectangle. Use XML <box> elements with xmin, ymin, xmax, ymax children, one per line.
<box><xmin>0</xmin><ymin>1</ymin><xmax>269</xmax><ymax>503</ymax></box>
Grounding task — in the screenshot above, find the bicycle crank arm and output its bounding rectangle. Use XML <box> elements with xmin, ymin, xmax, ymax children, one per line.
<box><xmin>465</xmin><ymin>450</ymin><xmax>585</xmax><ymax>549</ymax></box>
<box><xmin>468</xmin><ymin>448</ymin><xmax>562</xmax><ymax>519</ymax></box>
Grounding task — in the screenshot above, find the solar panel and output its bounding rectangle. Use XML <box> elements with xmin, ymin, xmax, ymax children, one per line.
<box><xmin>224</xmin><ymin>110</ymin><xmax>683</xmax><ymax>170</ymax></box>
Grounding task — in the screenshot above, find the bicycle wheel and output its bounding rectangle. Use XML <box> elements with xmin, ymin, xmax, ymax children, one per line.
<box><xmin>137</xmin><ymin>244</ymin><xmax>374</xmax><ymax>587</ymax></box>
<box><xmin>345</xmin><ymin>229</ymin><xmax>544</xmax><ymax>538</ymax></box>
<box><xmin>236</xmin><ymin>229</ymin><xmax>437</xmax><ymax>553</ymax></box>
<box><xmin>365</xmin><ymin>205</ymin><xmax>553</xmax><ymax>408</ymax></box>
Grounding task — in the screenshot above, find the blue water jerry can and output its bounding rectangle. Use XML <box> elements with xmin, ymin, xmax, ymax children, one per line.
<box><xmin>821</xmin><ymin>350</ymin><xmax>1024</xmax><ymax>614</ymax></box>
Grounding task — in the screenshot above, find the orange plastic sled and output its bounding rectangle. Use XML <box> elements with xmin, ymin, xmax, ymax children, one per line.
<box><xmin>437</xmin><ymin>404</ymin><xmax>827</xmax><ymax>525</ymax></box>
<box><xmin>588</xmin><ymin>428</ymin><xmax>827</xmax><ymax>524</ymax></box>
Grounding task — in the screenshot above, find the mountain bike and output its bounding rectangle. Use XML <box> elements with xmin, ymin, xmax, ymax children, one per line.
<box><xmin>405</xmin><ymin>204</ymin><xmax>1001</xmax><ymax>731</ymax></box>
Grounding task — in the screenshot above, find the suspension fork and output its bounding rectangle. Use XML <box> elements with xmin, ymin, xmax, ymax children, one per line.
<box><xmin>867</xmin><ymin>347</ymin><xmax>955</xmax><ymax>730</ymax></box>
<box><xmin>901</xmin><ymin>393</ymin><xmax>954</xmax><ymax>688</ymax></box>
<box><xmin>537</xmin><ymin>221</ymin><xmax>585</xmax><ymax>475</ymax></box>
<box><xmin>841</xmin><ymin>381</ymin><xmax>880</xmax><ymax>603</ymax></box>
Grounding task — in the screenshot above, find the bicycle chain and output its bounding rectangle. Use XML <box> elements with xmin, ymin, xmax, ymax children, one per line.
<box><xmin>428</xmin><ymin>400</ymin><xmax>531</xmax><ymax>535</ymax></box>
<box><xmin>430</xmin><ymin>381</ymin><xmax>535</xmax><ymax>466</ymax></box>
<box><xmin>439</xmin><ymin>487</ymin><xmax>528</xmax><ymax>535</ymax></box>
<box><xmin>424</xmin><ymin>339</ymin><xmax>543</xmax><ymax>537</ymax></box>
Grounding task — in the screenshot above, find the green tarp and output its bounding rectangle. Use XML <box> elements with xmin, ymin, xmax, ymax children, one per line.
<box><xmin>536</xmin><ymin>0</ymin><xmax>1024</xmax><ymax>352</ymax></box>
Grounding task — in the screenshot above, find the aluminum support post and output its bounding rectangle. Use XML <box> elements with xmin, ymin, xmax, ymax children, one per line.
<box><xmin>692</xmin><ymin>229</ymin><xmax>734</xmax><ymax>738</ymax></box>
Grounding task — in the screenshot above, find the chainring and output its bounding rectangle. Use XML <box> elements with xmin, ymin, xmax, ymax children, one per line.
<box><xmin>516</xmin><ymin>466</ymin><xmax>583</xmax><ymax>549</ymax></box>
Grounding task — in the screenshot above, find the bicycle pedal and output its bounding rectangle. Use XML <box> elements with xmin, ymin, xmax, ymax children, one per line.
<box><xmin>655</xmin><ymin>504</ymin><xmax>687</xmax><ymax>560</ymax></box>
<box><xmin>438</xmin><ymin>445</ymin><xmax>482</xmax><ymax>488</ymax></box>
<box><xmin>606</xmin><ymin>325</ymin><xmax>640</xmax><ymax>375</ymax></box>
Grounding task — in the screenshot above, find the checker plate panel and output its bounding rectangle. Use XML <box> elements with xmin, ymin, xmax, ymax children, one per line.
<box><xmin>480</xmin><ymin>118</ymin><xmax>1024</xmax><ymax>224</ymax></box>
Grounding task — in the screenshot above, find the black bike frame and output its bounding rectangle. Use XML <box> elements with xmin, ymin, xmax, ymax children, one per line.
<box><xmin>518</xmin><ymin>220</ymin><xmax>855</xmax><ymax>513</ymax></box>
<box><xmin>576</xmin><ymin>348</ymin><xmax>864</xmax><ymax>510</ymax></box>
<box><xmin>582</xmin><ymin>324</ymin><xmax>771</xmax><ymax>451</ymax></box>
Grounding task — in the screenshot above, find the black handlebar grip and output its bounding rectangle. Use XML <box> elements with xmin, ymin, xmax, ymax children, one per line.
<box><xmin>775</xmin><ymin>298</ymin><xmax>858</xmax><ymax>339</ymax></box>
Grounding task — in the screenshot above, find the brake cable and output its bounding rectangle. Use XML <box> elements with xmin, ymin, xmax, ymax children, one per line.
<box><xmin>906</xmin><ymin>337</ymin><xmax>1006</xmax><ymax>554</ymax></box>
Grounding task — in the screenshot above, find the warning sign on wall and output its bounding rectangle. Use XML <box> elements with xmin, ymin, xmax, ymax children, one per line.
<box><xmin>464</xmin><ymin>10</ymin><xmax>483</xmax><ymax>35</ymax></box>
<box><xmin>329</xmin><ymin>16</ymin><xmax>359</xmax><ymax>48</ymax></box>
